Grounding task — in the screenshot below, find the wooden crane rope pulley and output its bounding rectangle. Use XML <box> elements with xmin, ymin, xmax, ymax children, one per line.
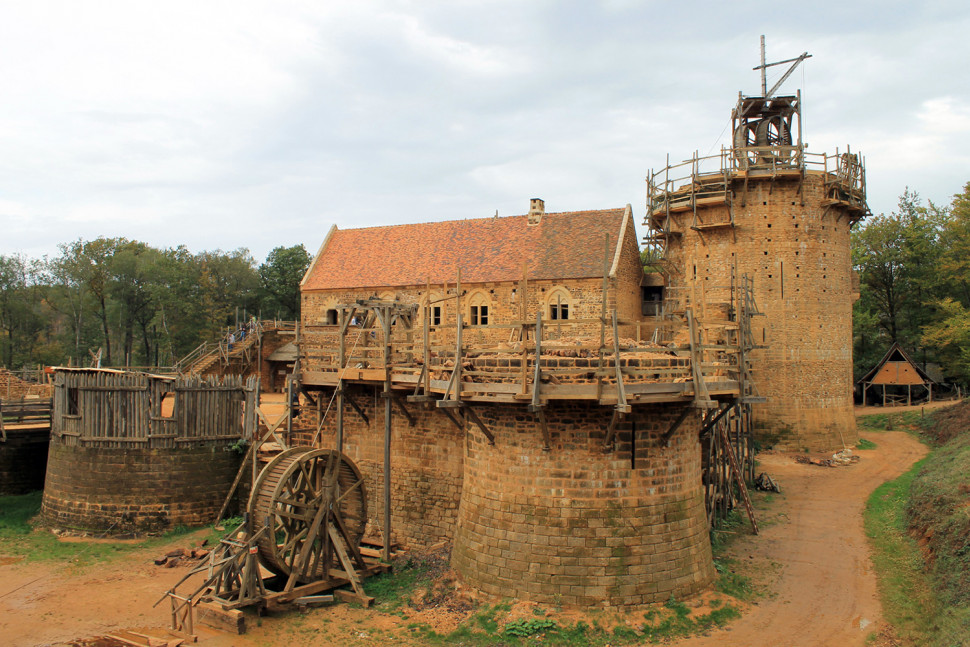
<box><xmin>249</xmin><ymin>447</ymin><xmax>367</xmax><ymax>583</ymax></box>
<box><xmin>733</xmin><ymin>114</ymin><xmax>794</xmax><ymax>167</ymax></box>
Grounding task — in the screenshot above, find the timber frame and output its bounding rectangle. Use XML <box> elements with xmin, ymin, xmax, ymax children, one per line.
<box><xmin>296</xmin><ymin>271</ymin><xmax>762</xmax><ymax>529</ymax></box>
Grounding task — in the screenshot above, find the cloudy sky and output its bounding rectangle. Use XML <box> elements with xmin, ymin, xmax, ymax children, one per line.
<box><xmin>1</xmin><ymin>1</ymin><xmax>968</xmax><ymax>263</ymax></box>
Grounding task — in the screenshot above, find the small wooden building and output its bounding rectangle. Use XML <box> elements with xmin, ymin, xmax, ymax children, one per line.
<box><xmin>857</xmin><ymin>343</ymin><xmax>935</xmax><ymax>406</ymax></box>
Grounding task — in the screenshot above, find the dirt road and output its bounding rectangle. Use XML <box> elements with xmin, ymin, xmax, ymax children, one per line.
<box><xmin>674</xmin><ymin>429</ymin><xmax>927</xmax><ymax>647</ymax></box>
<box><xmin>0</xmin><ymin>428</ymin><xmax>927</xmax><ymax>646</ymax></box>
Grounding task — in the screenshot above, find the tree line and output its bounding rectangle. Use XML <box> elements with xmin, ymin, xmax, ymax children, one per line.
<box><xmin>853</xmin><ymin>182</ymin><xmax>970</xmax><ymax>385</ymax></box>
<box><xmin>0</xmin><ymin>240</ymin><xmax>310</xmax><ymax>370</ymax></box>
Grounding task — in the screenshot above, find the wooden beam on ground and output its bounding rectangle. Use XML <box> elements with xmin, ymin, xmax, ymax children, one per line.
<box><xmin>195</xmin><ymin>601</ymin><xmax>245</xmax><ymax>635</ymax></box>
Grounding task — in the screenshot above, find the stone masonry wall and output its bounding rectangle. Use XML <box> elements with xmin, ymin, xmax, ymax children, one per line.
<box><xmin>451</xmin><ymin>401</ymin><xmax>714</xmax><ymax>607</ymax></box>
<box><xmin>663</xmin><ymin>173</ymin><xmax>857</xmax><ymax>451</ymax></box>
<box><xmin>42</xmin><ymin>440</ymin><xmax>241</xmax><ymax>534</ymax></box>
<box><xmin>292</xmin><ymin>383</ymin><xmax>465</xmax><ymax>551</ymax></box>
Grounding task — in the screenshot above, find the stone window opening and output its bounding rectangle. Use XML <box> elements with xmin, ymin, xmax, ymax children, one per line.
<box><xmin>468</xmin><ymin>293</ymin><xmax>490</xmax><ymax>326</ymax></box>
<box><xmin>325</xmin><ymin>309</ymin><xmax>338</xmax><ymax>325</ymax></box>
<box><xmin>431</xmin><ymin>305</ymin><xmax>442</xmax><ymax>326</ymax></box>
<box><xmin>547</xmin><ymin>288</ymin><xmax>572</xmax><ymax>321</ymax></box>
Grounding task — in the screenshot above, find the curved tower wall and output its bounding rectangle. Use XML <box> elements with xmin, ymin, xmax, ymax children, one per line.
<box><xmin>664</xmin><ymin>173</ymin><xmax>857</xmax><ymax>450</ymax></box>
<box><xmin>42</xmin><ymin>440</ymin><xmax>241</xmax><ymax>533</ymax></box>
<box><xmin>451</xmin><ymin>401</ymin><xmax>714</xmax><ymax>607</ymax></box>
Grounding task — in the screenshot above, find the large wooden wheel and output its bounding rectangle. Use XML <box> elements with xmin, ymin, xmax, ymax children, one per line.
<box><xmin>248</xmin><ymin>447</ymin><xmax>367</xmax><ymax>583</ymax></box>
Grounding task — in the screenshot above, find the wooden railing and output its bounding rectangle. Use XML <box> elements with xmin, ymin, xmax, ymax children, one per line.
<box><xmin>300</xmin><ymin>304</ymin><xmax>741</xmax><ymax>407</ymax></box>
<box><xmin>0</xmin><ymin>397</ymin><xmax>53</xmax><ymax>441</ymax></box>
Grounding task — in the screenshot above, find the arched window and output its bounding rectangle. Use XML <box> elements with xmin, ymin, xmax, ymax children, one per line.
<box><xmin>547</xmin><ymin>288</ymin><xmax>572</xmax><ymax>321</ymax></box>
<box><xmin>468</xmin><ymin>292</ymin><xmax>490</xmax><ymax>326</ymax></box>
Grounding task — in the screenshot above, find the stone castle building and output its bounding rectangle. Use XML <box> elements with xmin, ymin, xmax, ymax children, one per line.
<box><xmin>291</xmin><ymin>82</ymin><xmax>866</xmax><ymax>607</ymax></box>
<box><xmin>296</xmin><ymin>203</ymin><xmax>719</xmax><ymax>607</ymax></box>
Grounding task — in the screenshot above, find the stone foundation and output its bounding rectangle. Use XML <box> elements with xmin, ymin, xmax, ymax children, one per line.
<box><xmin>452</xmin><ymin>402</ymin><xmax>713</xmax><ymax>607</ymax></box>
<box><xmin>298</xmin><ymin>389</ymin><xmax>714</xmax><ymax>607</ymax></box>
<box><xmin>41</xmin><ymin>441</ymin><xmax>241</xmax><ymax>534</ymax></box>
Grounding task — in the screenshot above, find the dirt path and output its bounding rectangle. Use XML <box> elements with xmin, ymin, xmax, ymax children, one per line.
<box><xmin>674</xmin><ymin>429</ymin><xmax>927</xmax><ymax>647</ymax></box>
<box><xmin>0</xmin><ymin>548</ymin><xmax>193</xmax><ymax>647</ymax></box>
<box><xmin>1</xmin><ymin>427</ymin><xmax>928</xmax><ymax>646</ymax></box>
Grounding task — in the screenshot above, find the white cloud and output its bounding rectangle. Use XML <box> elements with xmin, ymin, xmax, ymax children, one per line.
<box><xmin>1</xmin><ymin>1</ymin><xmax>969</xmax><ymax>259</ymax></box>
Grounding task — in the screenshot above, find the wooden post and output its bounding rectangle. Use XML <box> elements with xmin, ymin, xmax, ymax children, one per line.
<box><xmin>519</xmin><ymin>262</ymin><xmax>529</xmax><ymax>394</ymax></box>
<box><xmin>382</xmin><ymin>305</ymin><xmax>392</xmax><ymax>563</ymax></box>
<box><xmin>598</xmin><ymin>234</ymin><xmax>609</xmax><ymax>399</ymax></box>
<box><xmin>336</xmin><ymin>309</ymin><xmax>348</xmax><ymax>453</ymax></box>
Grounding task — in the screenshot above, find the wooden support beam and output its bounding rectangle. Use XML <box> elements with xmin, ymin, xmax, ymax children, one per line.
<box><xmin>686</xmin><ymin>309</ymin><xmax>716</xmax><ymax>408</ymax></box>
<box><xmin>532</xmin><ymin>311</ymin><xmax>543</xmax><ymax>408</ymax></box>
<box><xmin>698</xmin><ymin>402</ymin><xmax>734</xmax><ymax>439</ymax></box>
<box><xmin>463</xmin><ymin>404</ymin><xmax>494</xmax><ymax>445</ymax></box>
<box><xmin>285</xmin><ymin>453</ymin><xmax>336</xmax><ymax>592</ymax></box>
<box><xmin>611</xmin><ymin>310</ymin><xmax>631</xmax><ymax>414</ymax></box>
<box><xmin>439</xmin><ymin>407</ymin><xmax>465</xmax><ymax>431</ymax></box>
<box><xmin>661</xmin><ymin>405</ymin><xmax>694</xmax><ymax>446</ymax></box>
<box><xmin>602</xmin><ymin>408</ymin><xmax>622</xmax><ymax>449</ymax></box>
<box><xmin>391</xmin><ymin>394</ymin><xmax>415</xmax><ymax>427</ymax></box>
<box><xmin>298</xmin><ymin>385</ymin><xmax>319</xmax><ymax>408</ymax></box>
<box><xmin>720</xmin><ymin>424</ymin><xmax>759</xmax><ymax>535</ymax></box>
<box><xmin>529</xmin><ymin>403</ymin><xmax>551</xmax><ymax>451</ymax></box>
<box><xmin>382</xmin><ymin>306</ymin><xmax>393</xmax><ymax>564</ymax></box>
<box><xmin>341</xmin><ymin>389</ymin><xmax>370</xmax><ymax>425</ymax></box>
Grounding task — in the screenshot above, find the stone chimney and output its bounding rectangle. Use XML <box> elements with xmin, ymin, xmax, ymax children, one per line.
<box><xmin>528</xmin><ymin>198</ymin><xmax>544</xmax><ymax>225</ymax></box>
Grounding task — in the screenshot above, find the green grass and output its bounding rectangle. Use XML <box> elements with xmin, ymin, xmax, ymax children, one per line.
<box><xmin>364</xmin><ymin>555</ymin><xmax>436</xmax><ymax>612</ymax></box>
<box><xmin>864</xmin><ymin>457</ymin><xmax>938</xmax><ymax>644</ymax></box>
<box><xmin>0</xmin><ymin>491</ymin><xmax>221</xmax><ymax>565</ymax></box>
<box><xmin>857</xmin><ymin>410</ymin><xmax>926</xmax><ymax>433</ymax></box>
<box><xmin>865</xmin><ymin>436</ymin><xmax>970</xmax><ymax>646</ymax></box>
<box><xmin>856</xmin><ymin>438</ymin><xmax>878</xmax><ymax>450</ymax></box>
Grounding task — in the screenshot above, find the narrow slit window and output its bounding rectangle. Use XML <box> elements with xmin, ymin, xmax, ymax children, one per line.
<box><xmin>67</xmin><ymin>387</ymin><xmax>79</xmax><ymax>416</ymax></box>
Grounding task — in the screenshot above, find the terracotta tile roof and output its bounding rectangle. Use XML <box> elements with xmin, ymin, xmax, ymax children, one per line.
<box><xmin>302</xmin><ymin>208</ymin><xmax>630</xmax><ymax>291</ymax></box>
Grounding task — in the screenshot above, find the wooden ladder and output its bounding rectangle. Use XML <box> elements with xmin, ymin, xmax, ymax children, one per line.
<box><xmin>719</xmin><ymin>425</ymin><xmax>758</xmax><ymax>535</ymax></box>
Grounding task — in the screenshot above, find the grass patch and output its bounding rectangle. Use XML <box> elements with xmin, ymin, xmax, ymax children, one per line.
<box><xmin>0</xmin><ymin>492</ymin><xmax>220</xmax><ymax>565</ymax></box>
<box><xmin>857</xmin><ymin>410</ymin><xmax>926</xmax><ymax>433</ymax></box>
<box><xmin>364</xmin><ymin>555</ymin><xmax>437</xmax><ymax>612</ymax></box>
<box><xmin>864</xmin><ymin>457</ymin><xmax>938</xmax><ymax>644</ymax></box>
<box><xmin>856</xmin><ymin>438</ymin><xmax>878</xmax><ymax>450</ymax></box>
<box><xmin>902</xmin><ymin>430</ymin><xmax>970</xmax><ymax>644</ymax></box>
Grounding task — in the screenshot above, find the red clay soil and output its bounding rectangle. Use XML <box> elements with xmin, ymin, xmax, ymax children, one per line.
<box><xmin>0</xmin><ymin>428</ymin><xmax>926</xmax><ymax>646</ymax></box>
<box><xmin>674</xmin><ymin>429</ymin><xmax>927</xmax><ymax>647</ymax></box>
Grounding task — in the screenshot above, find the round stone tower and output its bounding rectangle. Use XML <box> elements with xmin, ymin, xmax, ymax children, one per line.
<box><xmin>646</xmin><ymin>91</ymin><xmax>867</xmax><ymax>451</ymax></box>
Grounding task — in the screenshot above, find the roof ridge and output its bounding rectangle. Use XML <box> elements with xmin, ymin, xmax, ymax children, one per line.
<box><xmin>327</xmin><ymin>208</ymin><xmax>628</xmax><ymax>233</ymax></box>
